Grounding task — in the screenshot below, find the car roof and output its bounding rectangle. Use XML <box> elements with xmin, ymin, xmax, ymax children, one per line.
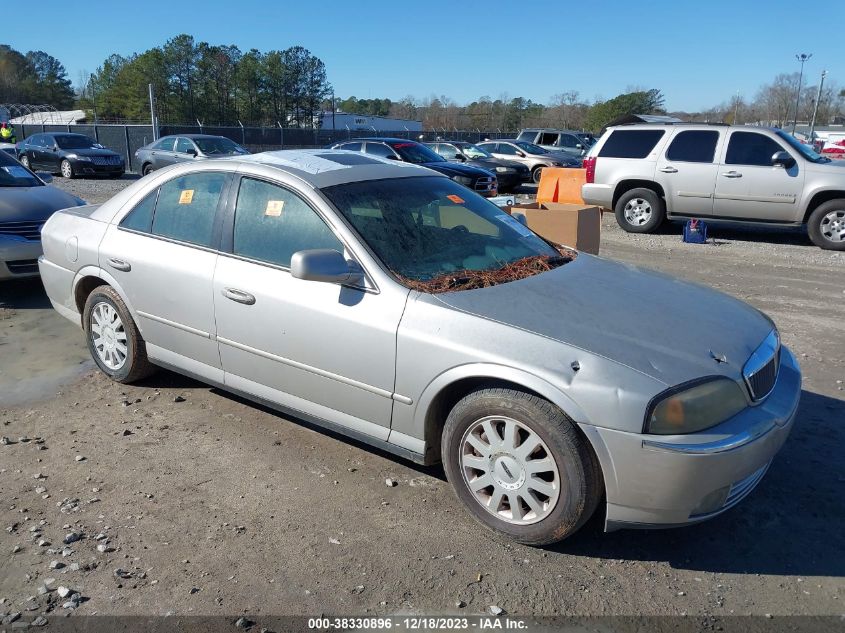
<box><xmin>336</xmin><ymin>137</ymin><xmax>417</xmax><ymax>144</ymax></box>
<box><xmin>158</xmin><ymin>134</ymin><xmax>231</xmax><ymax>140</ymax></box>
<box><xmin>520</xmin><ymin>128</ymin><xmax>581</xmax><ymax>133</ymax></box>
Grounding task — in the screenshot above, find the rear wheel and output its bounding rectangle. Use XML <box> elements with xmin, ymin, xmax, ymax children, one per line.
<box><xmin>808</xmin><ymin>199</ymin><xmax>845</xmax><ymax>250</ymax></box>
<box><xmin>19</xmin><ymin>155</ymin><xmax>30</xmax><ymax>169</ymax></box>
<box><xmin>531</xmin><ymin>166</ymin><xmax>545</xmax><ymax>184</ymax></box>
<box><xmin>83</xmin><ymin>285</ymin><xmax>154</xmax><ymax>383</ymax></box>
<box><xmin>60</xmin><ymin>159</ymin><xmax>74</xmax><ymax>179</ymax></box>
<box><xmin>442</xmin><ymin>388</ymin><xmax>602</xmax><ymax>546</ymax></box>
<box><xmin>614</xmin><ymin>187</ymin><xmax>665</xmax><ymax>233</ymax></box>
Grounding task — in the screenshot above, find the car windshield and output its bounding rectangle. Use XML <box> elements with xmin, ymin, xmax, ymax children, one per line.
<box><xmin>390</xmin><ymin>142</ymin><xmax>445</xmax><ymax>164</ymax></box>
<box><xmin>461</xmin><ymin>144</ymin><xmax>493</xmax><ymax>159</ymax></box>
<box><xmin>55</xmin><ymin>135</ymin><xmax>98</xmax><ymax>150</ymax></box>
<box><xmin>194</xmin><ymin>137</ymin><xmax>247</xmax><ymax>155</ymax></box>
<box><xmin>775</xmin><ymin>130</ymin><xmax>829</xmax><ymax>163</ymax></box>
<box><xmin>514</xmin><ymin>141</ymin><xmax>548</xmax><ymax>154</ymax></box>
<box><xmin>322</xmin><ymin>176</ymin><xmax>573</xmax><ymax>292</ymax></box>
<box><xmin>0</xmin><ymin>151</ymin><xmax>41</xmax><ymax>187</ymax></box>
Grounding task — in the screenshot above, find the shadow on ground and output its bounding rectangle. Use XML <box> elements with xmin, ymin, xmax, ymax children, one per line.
<box><xmin>653</xmin><ymin>219</ymin><xmax>814</xmax><ymax>247</ymax></box>
<box><xmin>0</xmin><ymin>278</ymin><xmax>51</xmax><ymax>309</ymax></box>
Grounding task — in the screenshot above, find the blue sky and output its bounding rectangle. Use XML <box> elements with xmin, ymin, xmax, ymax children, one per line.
<box><xmin>7</xmin><ymin>0</ymin><xmax>844</xmax><ymax>111</ymax></box>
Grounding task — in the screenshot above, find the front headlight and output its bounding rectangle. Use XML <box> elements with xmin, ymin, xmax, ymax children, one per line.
<box><xmin>550</xmin><ymin>162</ymin><xmax>562</xmax><ymax>167</ymax></box>
<box><xmin>67</xmin><ymin>154</ymin><xmax>91</xmax><ymax>161</ymax></box>
<box><xmin>494</xmin><ymin>166</ymin><xmax>513</xmax><ymax>173</ymax></box>
<box><xmin>452</xmin><ymin>175</ymin><xmax>473</xmax><ymax>186</ymax></box>
<box><xmin>645</xmin><ymin>378</ymin><xmax>747</xmax><ymax>434</ymax></box>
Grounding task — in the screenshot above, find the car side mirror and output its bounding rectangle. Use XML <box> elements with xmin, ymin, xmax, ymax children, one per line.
<box><xmin>771</xmin><ymin>151</ymin><xmax>795</xmax><ymax>168</ymax></box>
<box><xmin>291</xmin><ymin>249</ymin><xmax>364</xmax><ymax>285</ymax></box>
<box><xmin>455</xmin><ymin>154</ymin><xmax>466</xmax><ymax>161</ymax></box>
<box><xmin>384</xmin><ymin>154</ymin><xmax>399</xmax><ymax>160</ymax></box>
<box><xmin>575</xmin><ymin>144</ymin><xmax>583</xmax><ymax>149</ymax></box>
<box><xmin>53</xmin><ymin>145</ymin><xmax>59</xmax><ymax>152</ymax></box>
<box><xmin>516</xmin><ymin>151</ymin><xmax>525</xmax><ymax>157</ymax></box>
<box><xmin>36</xmin><ymin>172</ymin><xmax>53</xmax><ymax>183</ymax></box>
<box><xmin>187</xmin><ymin>148</ymin><xmax>198</xmax><ymax>157</ymax></box>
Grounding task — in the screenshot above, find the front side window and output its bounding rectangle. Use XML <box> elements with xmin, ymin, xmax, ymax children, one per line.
<box><xmin>496</xmin><ymin>143</ymin><xmax>518</xmax><ymax>156</ymax></box>
<box><xmin>55</xmin><ymin>135</ymin><xmax>97</xmax><ymax>150</ymax></box>
<box><xmin>599</xmin><ymin>130</ymin><xmax>665</xmax><ymax>159</ymax></box>
<box><xmin>0</xmin><ymin>150</ymin><xmax>41</xmax><ymax>187</ymax></box>
<box><xmin>666</xmin><ymin>130</ymin><xmax>720</xmax><ymax>163</ymax></box>
<box><xmin>233</xmin><ymin>178</ymin><xmax>342</xmax><ymax>268</ymax></box>
<box><xmin>364</xmin><ymin>142</ymin><xmax>397</xmax><ymax>159</ymax></box>
<box><xmin>725</xmin><ymin>132</ymin><xmax>787</xmax><ymax>166</ymax></box>
<box><xmin>461</xmin><ymin>144</ymin><xmax>491</xmax><ymax>159</ymax></box>
<box><xmin>514</xmin><ymin>141</ymin><xmax>548</xmax><ymax>155</ymax></box>
<box><xmin>557</xmin><ymin>134</ymin><xmax>580</xmax><ymax>149</ymax></box>
<box><xmin>437</xmin><ymin>144</ymin><xmax>459</xmax><ymax>159</ymax></box>
<box><xmin>389</xmin><ymin>142</ymin><xmax>444</xmax><ymax>164</ymax></box>
<box><xmin>175</xmin><ymin>138</ymin><xmax>194</xmax><ymax>154</ymax></box>
<box><xmin>194</xmin><ymin>137</ymin><xmax>246</xmax><ymax>155</ymax></box>
<box><xmin>152</xmin><ymin>172</ymin><xmax>227</xmax><ymax>247</ymax></box>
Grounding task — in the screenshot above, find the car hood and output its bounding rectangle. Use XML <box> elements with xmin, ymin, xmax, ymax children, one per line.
<box><xmin>429</xmin><ymin>254</ymin><xmax>773</xmax><ymax>386</ymax></box>
<box><xmin>806</xmin><ymin>159</ymin><xmax>845</xmax><ymax>174</ymax></box>
<box><xmin>64</xmin><ymin>147</ymin><xmax>120</xmax><ymax>158</ymax></box>
<box><xmin>0</xmin><ymin>186</ymin><xmax>85</xmax><ymax>222</ymax></box>
<box><xmin>422</xmin><ymin>161</ymin><xmax>493</xmax><ymax>177</ymax></box>
<box><xmin>467</xmin><ymin>158</ymin><xmax>523</xmax><ymax>172</ymax></box>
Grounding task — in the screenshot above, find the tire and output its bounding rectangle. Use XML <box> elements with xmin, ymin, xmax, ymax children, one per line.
<box><xmin>441</xmin><ymin>388</ymin><xmax>602</xmax><ymax>546</ymax></box>
<box><xmin>60</xmin><ymin>159</ymin><xmax>75</xmax><ymax>179</ymax></box>
<box><xmin>807</xmin><ymin>199</ymin><xmax>845</xmax><ymax>251</ymax></box>
<box><xmin>19</xmin><ymin>155</ymin><xmax>30</xmax><ymax>169</ymax></box>
<box><xmin>83</xmin><ymin>285</ymin><xmax>154</xmax><ymax>383</ymax></box>
<box><xmin>142</xmin><ymin>163</ymin><xmax>153</xmax><ymax>176</ymax></box>
<box><xmin>531</xmin><ymin>166</ymin><xmax>545</xmax><ymax>184</ymax></box>
<box><xmin>614</xmin><ymin>187</ymin><xmax>665</xmax><ymax>233</ymax></box>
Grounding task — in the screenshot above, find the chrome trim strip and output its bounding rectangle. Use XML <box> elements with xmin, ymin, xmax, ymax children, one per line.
<box><xmin>216</xmin><ymin>335</ymin><xmax>409</xmax><ymax>403</ymax></box>
<box><xmin>713</xmin><ymin>193</ymin><xmax>795</xmax><ymax>203</ymax></box>
<box><xmin>743</xmin><ymin>329</ymin><xmax>780</xmax><ymax>401</ymax></box>
<box><xmin>136</xmin><ymin>310</ymin><xmax>212</xmax><ymax>339</ymax></box>
<box><xmin>676</xmin><ymin>191</ymin><xmax>713</xmax><ymax>199</ymax></box>
<box><xmin>642</xmin><ymin>422</ymin><xmax>775</xmax><ymax>455</ymax></box>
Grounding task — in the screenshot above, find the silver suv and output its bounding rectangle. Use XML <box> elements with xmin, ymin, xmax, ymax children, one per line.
<box><xmin>581</xmin><ymin>123</ymin><xmax>845</xmax><ymax>250</ymax></box>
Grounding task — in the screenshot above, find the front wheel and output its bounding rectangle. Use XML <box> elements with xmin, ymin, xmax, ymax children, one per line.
<box><xmin>142</xmin><ymin>163</ymin><xmax>153</xmax><ymax>176</ymax></box>
<box><xmin>808</xmin><ymin>199</ymin><xmax>845</xmax><ymax>250</ymax></box>
<box><xmin>19</xmin><ymin>155</ymin><xmax>30</xmax><ymax>169</ymax></box>
<box><xmin>531</xmin><ymin>166</ymin><xmax>545</xmax><ymax>184</ymax></box>
<box><xmin>614</xmin><ymin>187</ymin><xmax>665</xmax><ymax>233</ymax></box>
<box><xmin>83</xmin><ymin>285</ymin><xmax>154</xmax><ymax>383</ymax></box>
<box><xmin>60</xmin><ymin>159</ymin><xmax>74</xmax><ymax>179</ymax></box>
<box><xmin>442</xmin><ymin>388</ymin><xmax>602</xmax><ymax>546</ymax></box>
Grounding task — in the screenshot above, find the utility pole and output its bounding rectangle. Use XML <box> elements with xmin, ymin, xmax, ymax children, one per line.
<box><xmin>809</xmin><ymin>69</ymin><xmax>827</xmax><ymax>143</ymax></box>
<box><xmin>792</xmin><ymin>53</ymin><xmax>812</xmax><ymax>134</ymax></box>
<box><xmin>733</xmin><ymin>90</ymin><xmax>740</xmax><ymax>125</ymax></box>
<box><xmin>148</xmin><ymin>83</ymin><xmax>158</xmax><ymax>140</ymax></box>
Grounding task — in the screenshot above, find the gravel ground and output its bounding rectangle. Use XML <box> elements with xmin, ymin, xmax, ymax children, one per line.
<box><xmin>0</xmin><ymin>175</ymin><xmax>843</xmax><ymax>626</ymax></box>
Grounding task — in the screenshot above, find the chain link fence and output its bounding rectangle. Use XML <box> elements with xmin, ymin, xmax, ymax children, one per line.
<box><xmin>12</xmin><ymin>123</ymin><xmax>517</xmax><ymax>173</ymax></box>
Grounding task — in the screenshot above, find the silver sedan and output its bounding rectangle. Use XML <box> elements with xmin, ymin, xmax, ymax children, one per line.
<box><xmin>37</xmin><ymin>150</ymin><xmax>800</xmax><ymax>545</ymax></box>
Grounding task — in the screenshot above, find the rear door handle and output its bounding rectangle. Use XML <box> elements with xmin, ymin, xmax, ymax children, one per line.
<box><xmin>658</xmin><ymin>166</ymin><xmax>678</xmax><ymax>173</ymax></box>
<box><xmin>722</xmin><ymin>171</ymin><xmax>742</xmax><ymax>178</ymax></box>
<box><xmin>222</xmin><ymin>288</ymin><xmax>256</xmax><ymax>305</ymax></box>
<box><xmin>107</xmin><ymin>258</ymin><xmax>131</xmax><ymax>272</ymax></box>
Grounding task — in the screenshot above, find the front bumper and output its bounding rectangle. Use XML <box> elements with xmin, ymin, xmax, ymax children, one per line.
<box><xmin>70</xmin><ymin>159</ymin><xmax>124</xmax><ymax>176</ymax></box>
<box><xmin>586</xmin><ymin>346</ymin><xmax>801</xmax><ymax>530</ymax></box>
<box><xmin>0</xmin><ymin>237</ymin><xmax>43</xmax><ymax>280</ymax></box>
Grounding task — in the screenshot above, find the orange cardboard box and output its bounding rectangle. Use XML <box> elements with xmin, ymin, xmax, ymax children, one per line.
<box><xmin>507</xmin><ymin>202</ymin><xmax>601</xmax><ymax>255</ymax></box>
<box><xmin>536</xmin><ymin>167</ymin><xmax>587</xmax><ymax>204</ymax></box>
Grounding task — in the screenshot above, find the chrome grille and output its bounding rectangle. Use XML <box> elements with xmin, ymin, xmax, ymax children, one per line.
<box><xmin>474</xmin><ymin>176</ymin><xmax>496</xmax><ymax>192</ymax></box>
<box><xmin>91</xmin><ymin>155</ymin><xmax>121</xmax><ymax>166</ymax></box>
<box><xmin>0</xmin><ymin>221</ymin><xmax>43</xmax><ymax>241</ymax></box>
<box><xmin>743</xmin><ymin>330</ymin><xmax>780</xmax><ymax>401</ymax></box>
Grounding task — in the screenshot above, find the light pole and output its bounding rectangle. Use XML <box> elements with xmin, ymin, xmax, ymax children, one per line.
<box><xmin>809</xmin><ymin>70</ymin><xmax>827</xmax><ymax>143</ymax></box>
<box><xmin>792</xmin><ymin>53</ymin><xmax>812</xmax><ymax>134</ymax></box>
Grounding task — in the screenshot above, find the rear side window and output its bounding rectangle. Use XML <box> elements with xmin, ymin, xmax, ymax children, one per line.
<box><xmin>538</xmin><ymin>132</ymin><xmax>558</xmax><ymax>145</ymax></box>
<box><xmin>232</xmin><ymin>178</ymin><xmax>343</xmax><ymax>268</ymax></box>
<box><xmin>725</xmin><ymin>132</ymin><xmax>786</xmax><ymax>166</ymax></box>
<box><xmin>152</xmin><ymin>172</ymin><xmax>227</xmax><ymax>247</ymax></box>
<box><xmin>496</xmin><ymin>144</ymin><xmax>518</xmax><ymax>156</ymax></box>
<box><xmin>666</xmin><ymin>131</ymin><xmax>720</xmax><ymax>163</ymax></box>
<box><xmin>516</xmin><ymin>131</ymin><xmax>536</xmax><ymax>142</ymax></box>
<box><xmin>599</xmin><ymin>130</ymin><xmax>666</xmax><ymax>158</ymax></box>
<box><xmin>152</xmin><ymin>138</ymin><xmax>174</xmax><ymax>150</ymax></box>
<box><xmin>364</xmin><ymin>142</ymin><xmax>396</xmax><ymax>158</ymax></box>
<box><xmin>120</xmin><ymin>190</ymin><xmax>159</xmax><ymax>232</ymax></box>
<box><xmin>338</xmin><ymin>142</ymin><xmax>362</xmax><ymax>151</ymax></box>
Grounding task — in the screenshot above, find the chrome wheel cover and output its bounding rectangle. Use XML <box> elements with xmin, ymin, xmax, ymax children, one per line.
<box><xmin>820</xmin><ymin>209</ymin><xmax>845</xmax><ymax>243</ymax></box>
<box><xmin>623</xmin><ymin>198</ymin><xmax>653</xmax><ymax>226</ymax></box>
<box><xmin>20</xmin><ymin>156</ymin><xmax>29</xmax><ymax>168</ymax></box>
<box><xmin>90</xmin><ymin>302</ymin><xmax>128</xmax><ymax>370</ymax></box>
<box><xmin>460</xmin><ymin>415</ymin><xmax>561</xmax><ymax>525</ymax></box>
<box><xmin>61</xmin><ymin>160</ymin><xmax>72</xmax><ymax>178</ymax></box>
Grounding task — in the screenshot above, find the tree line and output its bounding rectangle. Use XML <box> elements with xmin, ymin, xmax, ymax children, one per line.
<box><xmin>0</xmin><ymin>45</ymin><xmax>75</xmax><ymax>108</ymax></box>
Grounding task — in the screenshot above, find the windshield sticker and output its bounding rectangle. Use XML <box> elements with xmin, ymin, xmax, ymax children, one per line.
<box><xmin>496</xmin><ymin>213</ymin><xmax>534</xmax><ymax>237</ymax></box>
<box><xmin>178</xmin><ymin>189</ymin><xmax>194</xmax><ymax>205</ymax></box>
<box><xmin>2</xmin><ymin>166</ymin><xmax>31</xmax><ymax>178</ymax></box>
<box><xmin>446</xmin><ymin>194</ymin><xmax>465</xmax><ymax>204</ymax></box>
<box><xmin>264</xmin><ymin>200</ymin><xmax>285</xmax><ymax>217</ymax></box>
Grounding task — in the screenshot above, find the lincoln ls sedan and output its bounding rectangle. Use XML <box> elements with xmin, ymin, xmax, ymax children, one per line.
<box><xmin>38</xmin><ymin>150</ymin><xmax>800</xmax><ymax>545</ymax></box>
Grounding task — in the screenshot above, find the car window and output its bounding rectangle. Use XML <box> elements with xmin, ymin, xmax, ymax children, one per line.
<box><xmin>35</xmin><ymin>135</ymin><xmax>49</xmax><ymax>148</ymax></box>
<box><xmin>477</xmin><ymin>143</ymin><xmax>497</xmax><ymax>153</ymax></box>
<box><xmin>152</xmin><ymin>138</ymin><xmax>174</xmax><ymax>151</ymax></box>
<box><xmin>233</xmin><ymin>177</ymin><xmax>343</xmax><ymax>268</ymax></box>
<box><xmin>338</xmin><ymin>142</ymin><xmax>362</xmax><ymax>151</ymax></box>
<box><xmin>0</xmin><ymin>150</ymin><xmax>41</xmax><ymax>187</ymax></box>
<box><xmin>364</xmin><ymin>142</ymin><xmax>397</xmax><ymax>159</ymax></box>
<box><xmin>538</xmin><ymin>132</ymin><xmax>558</xmax><ymax>145</ymax></box>
<box><xmin>496</xmin><ymin>143</ymin><xmax>518</xmax><ymax>156</ymax></box>
<box><xmin>175</xmin><ymin>138</ymin><xmax>194</xmax><ymax>154</ymax></box>
<box><xmin>151</xmin><ymin>172</ymin><xmax>227</xmax><ymax>247</ymax></box>
<box><xmin>516</xmin><ymin>131</ymin><xmax>536</xmax><ymax>143</ymax></box>
<box><xmin>437</xmin><ymin>144</ymin><xmax>459</xmax><ymax>159</ymax></box>
<box><xmin>725</xmin><ymin>132</ymin><xmax>787</xmax><ymax>166</ymax></box>
<box><xmin>666</xmin><ymin>130</ymin><xmax>720</xmax><ymax>163</ymax></box>
<box><xmin>119</xmin><ymin>189</ymin><xmax>159</xmax><ymax>233</ymax></box>
<box><xmin>558</xmin><ymin>134</ymin><xmax>580</xmax><ymax>148</ymax></box>
<box><xmin>598</xmin><ymin>130</ymin><xmax>666</xmax><ymax>159</ymax></box>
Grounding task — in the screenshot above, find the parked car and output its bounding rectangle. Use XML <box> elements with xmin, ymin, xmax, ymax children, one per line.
<box><xmin>135</xmin><ymin>134</ymin><xmax>250</xmax><ymax>176</ymax></box>
<box><xmin>0</xmin><ymin>149</ymin><xmax>86</xmax><ymax>280</ymax></box>
<box><xmin>330</xmin><ymin>138</ymin><xmax>497</xmax><ymax>197</ymax></box>
<box><xmin>477</xmin><ymin>140</ymin><xmax>580</xmax><ymax>184</ymax></box>
<box><xmin>425</xmin><ymin>141</ymin><xmax>529</xmax><ymax>192</ymax></box>
<box><xmin>517</xmin><ymin>128</ymin><xmax>593</xmax><ymax>157</ymax></box>
<box><xmin>0</xmin><ymin>142</ymin><xmax>17</xmax><ymax>159</ymax></box>
<box><xmin>17</xmin><ymin>133</ymin><xmax>125</xmax><ymax>179</ymax></box>
<box><xmin>38</xmin><ymin>150</ymin><xmax>799</xmax><ymax>545</ymax></box>
<box><xmin>581</xmin><ymin>123</ymin><xmax>845</xmax><ymax>250</ymax></box>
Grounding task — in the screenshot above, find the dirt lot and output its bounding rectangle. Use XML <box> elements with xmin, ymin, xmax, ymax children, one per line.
<box><xmin>1</xmin><ymin>176</ymin><xmax>843</xmax><ymax>625</ymax></box>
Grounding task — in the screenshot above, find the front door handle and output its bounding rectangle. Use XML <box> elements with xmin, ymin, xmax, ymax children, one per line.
<box><xmin>222</xmin><ymin>288</ymin><xmax>256</xmax><ymax>305</ymax></box>
<box><xmin>722</xmin><ymin>171</ymin><xmax>743</xmax><ymax>178</ymax></box>
<box><xmin>107</xmin><ymin>258</ymin><xmax>131</xmax><ymax>272</ymax></box>
<box><xmin>658</xmin><ymin>166</ymin><xmax>678</xmax><ymax>173</ymax></box>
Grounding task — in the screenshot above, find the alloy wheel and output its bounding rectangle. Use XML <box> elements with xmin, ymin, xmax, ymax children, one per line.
<box><xmin>61</xmin><ymin>160</ymin><xmax>73</xmax><ymax>178</ymax></box>
<box><xmin>460</xmin><ymin>415</ymin><xmax>561</xmax><ymax>525</ymax></box>
<box><xmin>820</xmin><ymin>209</ymin><xmax>845</xmax><ymax>243</ymax></box>
<box><xmin>90</xmin><ymin>302</ymin><xmax>128</xmax><ymax>370</ymax></box>
<box><xmin>623</xmin><ymin>198</ymin><xmax>653</xmax><ymax>226</ymax></box>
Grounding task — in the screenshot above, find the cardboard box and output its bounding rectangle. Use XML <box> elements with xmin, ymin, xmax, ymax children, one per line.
<box><xmin>536</xmin><ymin>167</ymin><xmax>587</xmax><ymax>205</ymax></box>
<box><xmin>506</xmin><ymin>202</ymin><xmax>601</xmax><ymax>254</ymax></box>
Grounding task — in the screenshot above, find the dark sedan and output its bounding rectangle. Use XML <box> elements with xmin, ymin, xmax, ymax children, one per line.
<box><xmin>329</xmin><ymin>138</ymin><xmax>497</xmax><ymax>197</ymax></box>
<box><xmin>135</xmin><ymin>134</ymin><xmax>249</xmax><ymax>175</ymax></box>
<box><xmin>426</xmin><ymin>141</ymin><xmax>529</xmax><ymax>192</ymax></box>
<box><xmin>17</xmin><ymin>133</ymin><xmax>125</xmax><ymax>179</ymax></box>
